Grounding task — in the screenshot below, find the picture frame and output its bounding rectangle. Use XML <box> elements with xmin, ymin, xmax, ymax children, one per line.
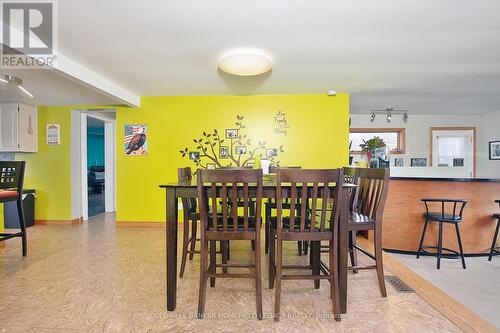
<box><xmin>394</xmin><ymin>157</ymin><xmax>404</xmax><ymax>167</ymax></box>
<box><xmin>489</xmin><ymin>140</ymin><xmax>500</xmax><ymax>160</ymax></box>
<box><xmin>235</xmin><ymin>146</ymin><xmax>246</xmax><ymax>155</ymax></box>
<box><xmin>188</xmin><ymin>151</ymin><xmax>200</xmax><ymax>160</ymax></box>
<box><xmin>225</xmin><ymin>129</ymin><xmax>238</xmax><ymax>139</ymax></box>
<box><xmin>411</xmin><ymin>158</ymin><xmax>427</xmax><ymax>167</ymax></box>
<box><xmin>219</xmin><ymin>146</ymin><xmax>229</xmax><ymax>159</ymax></box>
<box><xmin>124</xmin><ymin>124</ymin><xmax>148</xmax><ymax>155</ymax></box>
<box><xmin>266</xmin><ymin>148</ymin><xmax>278</xmax><ymax>157</ymax></box>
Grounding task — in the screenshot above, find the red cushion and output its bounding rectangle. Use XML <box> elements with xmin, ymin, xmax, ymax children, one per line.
<box><xmin>0</xmin><ymin>190</ymin><xmax>18</xmax><ymax>200</ymax></box>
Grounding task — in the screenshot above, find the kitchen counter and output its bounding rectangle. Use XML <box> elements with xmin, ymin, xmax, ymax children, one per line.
<box><xmin>380</xmin><ymin>178</ymin><xmax>500</xmax><ymax>254</ymax></box>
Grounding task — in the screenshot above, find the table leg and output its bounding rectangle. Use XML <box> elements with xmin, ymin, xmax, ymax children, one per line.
<box><xmin>166</xmin><ymin>188</ymin><xmax>178</xmax><ymax>311</ymax></box>
<box><xmin>338</xmin><ymin>189</ymin><xmax>348</xmax><ymax>314</ymax></box>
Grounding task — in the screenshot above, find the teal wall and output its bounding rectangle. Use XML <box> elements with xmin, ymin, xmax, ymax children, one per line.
<box><xmin>87</xmin><ymin>127</ymin><xmax>104</xmax><ymax>168</ymax></box>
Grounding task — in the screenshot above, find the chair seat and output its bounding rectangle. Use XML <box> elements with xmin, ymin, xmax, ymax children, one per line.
<box><xmin>348</xmin><ymin>212</ymin><xmax>375</xmax><ymax>231</ymax></box>
<box><xmin>424</xmin><ymin>212</ymin><xmax>462</xmax><ymax>223</ymax></box>
<box><xmin>0</xmin><ymin>190</ymin><xmax>18</xmax><ymax>201</ymax></box>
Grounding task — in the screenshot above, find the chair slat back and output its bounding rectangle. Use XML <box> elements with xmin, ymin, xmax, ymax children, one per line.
<box><xmin>0</xmin><ymin>161</ymin><xmax>25</xmax><ymax>192</ymax></box>
<box><xmin>178</xmin><ymin>167</ymin><xmax>197</xmax><ymax>213</ymax></box>
<box><xmin>275</xmin><ymin>169</ymin><xmax>344</xmax><ymax>233</ymax></box>
<box><xmin>354</xmin><ymin>168</ymin><xmax>390</xmax><ymax>222</ymax></box>
<box><xmin>197</xmin><ymin>169</ymin><xmax>263</xmax><ymax>232</ymax></box>
<box><xmin>343</xmin><ymin>167</ymin><xmax>359</xmax><ymax>212</ymax></box>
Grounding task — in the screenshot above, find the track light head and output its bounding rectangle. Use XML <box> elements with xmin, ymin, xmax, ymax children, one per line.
<box><xmin>386</xmin><ymin>112</ymin><xmax>392</xmax><ymax>123</ymax></box>
<box><xmin>403</xmin><ymin>113</ymin><xmax>409</xmax><ymax>122</ymax></box>
<box><xmin>370</xmin><ymin>112</ymin><xmax>376</xmax><ymax>122</ymax></box>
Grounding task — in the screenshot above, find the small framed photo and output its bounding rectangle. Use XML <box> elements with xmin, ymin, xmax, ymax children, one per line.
<box><xmin>189</xmin><ymin>151</ymin><xmax>200</xmax><ymax>160</ymax></box>
<box><xmin>394</xmin><ymin>158</ymin><xmax>404</xmax><ymax>167</ymax></box>
<box><xmin>219</xmin><ymin>146</ymin><xmax>229</xmax><ymax>159</ymax></box>
<box><xmin>206</xmin><ymin>163</ymin><xmax>216</xmax><ymax>170</ymax></box>
<box><xmin>235</xmin><ymin>146</ymin><xmax>246</xmax><ymax>155</ymax></box>
<box><xmin>266</xmin><ymin>148</ymin><xmax>278</xmax><ymax>157</ymax></box>
<box><xmin>411</xmin><ymin>158</ymin><xmax>427</xmax><ymax>167</ymax></box>
<box><xmin>453</xmin><ymin>158</ymin><xmax>464</xmax><ymax>167</ymax></box>
<box><xmin>489</xmin><ymin>140</ymin><xmax>500</xmax><ymax>160</ymax></box>
<box><xmin>226</xmin><ymin>129</ymin><xmax>238</xmax><ymax>139</ymax></box>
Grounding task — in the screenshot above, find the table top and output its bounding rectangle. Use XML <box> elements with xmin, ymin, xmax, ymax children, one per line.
<box><xmin>159</xmin><ymin>175</ymin><xmax>357</xmax><ymax>188</ymax></box>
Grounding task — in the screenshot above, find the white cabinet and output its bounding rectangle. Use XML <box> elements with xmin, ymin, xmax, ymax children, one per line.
<box><xmin>0</xmin><ymin>103</ymin><xmax>38</xmax><ymax>152</ymax></box>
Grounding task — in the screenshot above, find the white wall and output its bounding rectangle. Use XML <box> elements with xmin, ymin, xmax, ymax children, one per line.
<box><xmin>350</xmin><ymin>111</ymin><xmax>500</xmax><ymax>179</ymax></box>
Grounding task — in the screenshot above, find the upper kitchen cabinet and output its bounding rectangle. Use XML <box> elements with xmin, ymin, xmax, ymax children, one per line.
<box><xmin>0</xmin><ymin>103</ymin><xmax>38</xmax><ymax>152</ymax></box>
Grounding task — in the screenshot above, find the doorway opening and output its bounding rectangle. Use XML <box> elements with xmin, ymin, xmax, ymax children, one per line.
<box><xmin>430</xmin><ymin>127</ymin><xmax>476</xmax><ymax>177</ymax></box>
<box><xmin>87</xmin><ymin>116</ymin><xmax>105</xmax><ymax>217</ymax></box>
<box><xmin>72</xmin><ymin>109</ymin><xmax>116</xmax><ymax>221</ymax></box>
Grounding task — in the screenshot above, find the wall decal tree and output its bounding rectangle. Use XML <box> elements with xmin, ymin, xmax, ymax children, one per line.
<box><xmin>179</xmin><ymin>115</ymin><xmax>285</xmax><ymax>169</ymax></box>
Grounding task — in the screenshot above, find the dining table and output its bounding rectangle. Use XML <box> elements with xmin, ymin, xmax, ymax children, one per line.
<box><xmin>159</xmin><ymin>175</ymin><xmax>352</xmax><ymax>314</ymax></box>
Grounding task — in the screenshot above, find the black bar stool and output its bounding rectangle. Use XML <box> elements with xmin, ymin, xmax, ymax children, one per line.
<box><xmin>417</xmin><ymin>198</ymin><xmax>467</xmax><ymax>269</ymax></box>
<box><xmin>488</xmin><ymin>199</ymin><xmax>500</xmax><ymax>261</ymax></box>
<box><xmin>0</xmin><ymin>161</ymin><xmax>27</xmax><ymax>256</ymax></box>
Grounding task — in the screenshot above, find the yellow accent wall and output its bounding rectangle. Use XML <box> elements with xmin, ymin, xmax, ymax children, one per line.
<box><xmin>16</xmin><ymin>106</ymin><xmax>73</xmax><ymax>221</ymax></box>
<box><xmin>116</xmin><ymin>94</ymin><xmax>349</xmax><ymax>223</ymax></box>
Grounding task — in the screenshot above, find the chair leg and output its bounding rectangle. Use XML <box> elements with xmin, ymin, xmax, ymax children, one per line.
<box><xmin>265</xmin><ymin>204</ymin><xmax>271</xmax><ymax>254</ymax></box>
<box><xmin>251</xmin><ymin>240</ymin><xmax>256</xmax><ymax>251</ymax></box>
<box><xmin>209</xmin><ymin>240</ymin><xmax>216</xmax><ymax>287</ymax></box>
<box><xmin>374</xmin><ymin>228</ymin><xmax>387</xmax><ymax>297</ymax></box>
<box><xmin>274</xmin><ymin>234</ymin><xmax>282</xmax><ymax>321</ymax></box>
<box><xmin>454</xmin><ymin>223</ymin><xmax>466</xmax><ymax>269</ymax></box>
<box><xmin>254</xmin><ymin>232</ymin><xmax>263</xmax><ymax>320</ymax></box>
<box><xmin>416</xmin><ymin>219</ymin><xmax>429</xmax><ymax>259</ymax></box>
<box><xmin>297</xmin><ymin>241</ymin><xmax>303</xmax><ymax>256</ymax></box>
<box><xmin>329</xmin><ymin>239</ymin><xmax>341</xmax><ymax>321</ymax></box>
<box><xmin>437</xmin><ymin>222</ymin><xmax>443</xmax><ymax>270</ymax></box>
<box><xmin>489</xmin><ymin>219</ymin><xmax>500</xmax><ymax>261</ymax></box>
<box><xmin>303</xmin><ymin>241</ymin><xmax>309</xmax><ymax>255</ymax></box>
<box><xmin>312</xmin><ymin>241</ymin><xmax>320</xmax><ymax>289</ymax></box>
<box><xmin>269</xmin><ymin>228</ymin><xmax>276</xmax><ymax>289</ymax></box>
<box><xmin>221</xmin><ymin>240</ymin><xmax>228</xmax><ymax>274</ymax></box>
<box><xmin>189</xmin><ymin>218</ymin><xmax>197</xmax><ymax>260</ymax></box>
<box><xmin>349</xmin><ymin>230</ymin><xmax>358</xmax><ymax>273</ymax></box>
<box><xmin>17</xmin><ymin>198</ymin><xmax>27</xmax><ymax>257</ymax></box>
<box><xmin>197</xmin><ymin>237</ymin><xmax>208</xmax><ymax>318</ymax></box>
<box><xmin>180</xmin><ymin>219</ymin><xmax>190</xmax><ymax>278</ymax></box>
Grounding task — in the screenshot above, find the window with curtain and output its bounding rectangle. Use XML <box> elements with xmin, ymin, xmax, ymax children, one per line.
<box><xmin>436</xmin><ymin>136</ymin><xmax>466</xmax><ymax>167</ymax></box>
<box><xmin>350</xmin><ymin>128</ymin><xmax>405</xmax><ymax>154</ymax></box>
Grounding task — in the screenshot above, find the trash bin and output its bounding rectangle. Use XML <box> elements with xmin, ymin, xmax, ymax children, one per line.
<box><xmin>3</xmin><ymin>190</ymin><xmax>35</xmax><ymax>228</ymax></box>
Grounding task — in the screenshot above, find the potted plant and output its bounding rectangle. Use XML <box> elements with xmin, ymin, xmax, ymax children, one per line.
<box><xmin>359</xmin><ymin>136</ymin><xmax>386</xmax><ymax>162</ymax></box>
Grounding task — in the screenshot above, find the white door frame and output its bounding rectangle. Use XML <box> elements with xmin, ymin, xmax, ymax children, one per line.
<box><xmin>75</xmin><ymin>111</ymin><xmax>116</xmax><ymax>221</ymax></box>
<box><xmin>430</xmin><ymin>127</ymin><xmax>475</xmax><ymax>177</ymax></box>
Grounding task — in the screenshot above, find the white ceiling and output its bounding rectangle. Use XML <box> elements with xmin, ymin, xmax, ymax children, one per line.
<box><xmin>2</xmin><ymin>0</ymin><xmax>500</xmax><ymax>114</ymax></box>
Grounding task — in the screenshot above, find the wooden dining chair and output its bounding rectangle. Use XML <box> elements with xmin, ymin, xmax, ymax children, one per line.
<box><xmin>0</xmin><ymin>161</ymin><xmax>27</xmax><ymax>256</ymax></box>
<box><xmin>348</xmin><ymin>168</ymin><xmax>390</xmax><ymax>297</ymax></box>
<box><xmin>269</xmin><ymin>168</ymin><xmax>344</xmax><ymax>321</ymax></box>
<box><xmin>178</xmin><ymin>167</ymin><xmax>201</xmax><ymax>277</ymax></box>
<box><xmin>197</xmin><ymin>168</ymin><xmax>263</xmax><ymax>319</ymax></box>
<box><xmin>264</xmin><ymin>166</ymin><xmax>303</xmax><ymax>255</ymax></box>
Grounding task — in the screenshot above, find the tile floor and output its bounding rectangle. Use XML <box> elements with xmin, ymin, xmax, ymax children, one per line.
<box><xmin>0</xmin><ymin>213</ymin><xmax>461</xmax><ymax>332</ymax></box>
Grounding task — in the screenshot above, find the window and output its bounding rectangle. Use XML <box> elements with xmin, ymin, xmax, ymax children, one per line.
<box><xmin>350</xmin><ymin>128</ymin><xmax>405</xmax><ymax>154</ymax></box>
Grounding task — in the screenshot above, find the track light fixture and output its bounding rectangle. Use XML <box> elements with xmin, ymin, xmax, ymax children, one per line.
<box><xmin>0</xmin><ymin>75</ymin><xmax>34</xmax><ymax>98</ymax></box>
<box><xmin>369</xmin><ymin>108</ymin><xmax>409</xmax><ymax>123</ymax></box>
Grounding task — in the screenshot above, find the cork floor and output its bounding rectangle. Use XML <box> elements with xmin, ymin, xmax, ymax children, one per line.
<box><xmin>0</xmin><ymin>213</ymin><xmax>461</xmax><ymax>332</ymax></box>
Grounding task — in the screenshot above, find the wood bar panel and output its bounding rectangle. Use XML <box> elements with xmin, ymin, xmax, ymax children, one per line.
<box><xmin>382</xmin><ymin>179</ymin><xmax>500</xmax><ymax>253</ymax></box>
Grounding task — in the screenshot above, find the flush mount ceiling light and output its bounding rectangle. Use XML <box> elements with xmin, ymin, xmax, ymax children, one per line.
<box><xmin>0</xmin><ymin>75</ymin><xmax>34</xmax><ymax>98</ymax></box>
<box><xmin>218</xmin><ymin>49</ymin><xmax>273</xmax><ymax>76</ymax></box>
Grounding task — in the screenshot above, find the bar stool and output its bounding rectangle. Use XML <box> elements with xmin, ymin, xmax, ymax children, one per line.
<box><xmin>417</xmin><ymin>198</ymin><xmax>467</xmax><ymax>269</ymax></box>
<box><xmin>488</xmin><ymin>199</ymin><xmax>500</xmax><ymax>261</ymax></box>
<box><xmin>0</xmin><ymin>161</ymin><xmax>27</xmax><ymax>256</ymax></box>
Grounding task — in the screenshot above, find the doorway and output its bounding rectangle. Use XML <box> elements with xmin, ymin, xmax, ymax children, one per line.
<box><xmin>76</xmin><ymin>110</ymin><xmax>116</xmax><ymax>221</ymax></box>
<box><xmin>87</xmin><ymin>116</ymin><xmax>105</xmax><ymax>217</ymax></box>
